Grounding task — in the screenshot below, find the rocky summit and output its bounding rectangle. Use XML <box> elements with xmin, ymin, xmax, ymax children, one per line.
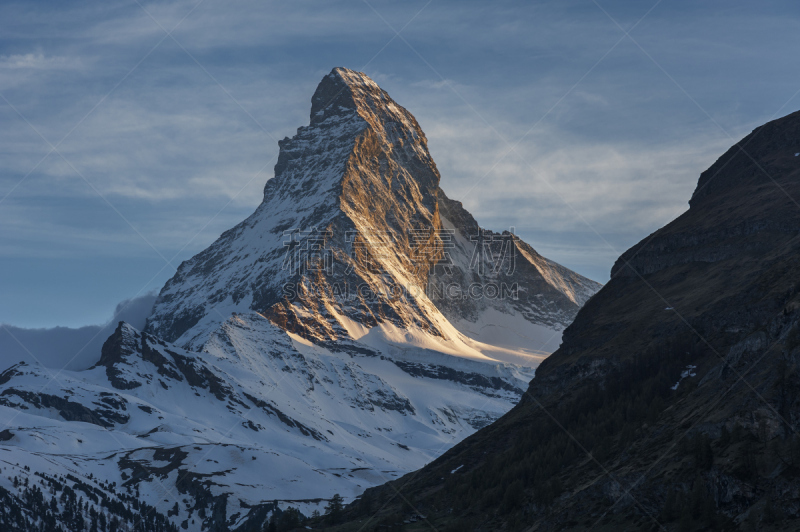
<box><xmin>0</xmin><ymin>68</ymin><xmax>599</xmax><ymax>531</ymax></box>
<box><xmin>145</xmin><ymin>67</ymin><xmax>598</xmax><ymax>355</ymax></box>
<box><xmin>332</xmin><ymin>110</ymin><xmax>800</xmax><ymax>531</ymax></box>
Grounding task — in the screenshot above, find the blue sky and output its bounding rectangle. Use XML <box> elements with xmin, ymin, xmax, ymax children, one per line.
<box><xmin>1</xmin><ymin>0</ymin><xmax>799</xmax><ymax>328</ymax></box>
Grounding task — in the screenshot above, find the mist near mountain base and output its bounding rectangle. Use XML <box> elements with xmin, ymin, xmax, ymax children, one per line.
<box><xmin>0</xmin><ymin>292</ymin><xmax>157</xmax><ymax>371</ymax></box>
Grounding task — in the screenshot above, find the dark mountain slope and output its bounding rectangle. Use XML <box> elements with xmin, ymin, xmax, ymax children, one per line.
<box><xmin>327</xmin><ymin>111</ymin><xmax>800</xmax><ymax>531</ymax></box>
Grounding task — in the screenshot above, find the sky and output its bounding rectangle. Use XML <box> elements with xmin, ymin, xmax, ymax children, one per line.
<box><xmin>1</xmin><ymin>0</ymin><xmax>799</xmax><ymax>329</ymax></box>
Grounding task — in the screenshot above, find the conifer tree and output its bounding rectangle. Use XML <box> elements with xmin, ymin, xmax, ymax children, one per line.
<box><xmin>325</xmin><ymin>493</ymin><xmax>344</xmax><ymax>524</ymax></box>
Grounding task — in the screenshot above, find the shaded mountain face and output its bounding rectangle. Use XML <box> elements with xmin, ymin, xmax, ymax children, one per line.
<box><xmin>433</xmin><ymin>190</ymin><xmax>598</xmax><ymax>344</ymax></box>
<box><xmin>333</xmin><ymin>111</ymin><xmax>800</xmax><ymax>531</ymax></box>
<box><xmin>0</xmin><ymin>68</ymin><xmax>600</xmax><ymax>531</ymax></box>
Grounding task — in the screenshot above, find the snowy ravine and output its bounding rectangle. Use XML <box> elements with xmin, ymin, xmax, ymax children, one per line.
<box><xmin>0</xmin><ymin>68</ymin><xmax>600</xmax><ymax>531</ymax></box>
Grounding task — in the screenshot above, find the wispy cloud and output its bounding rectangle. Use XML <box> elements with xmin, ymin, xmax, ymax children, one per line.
<box><xmin>0</xmin><ymin>292</ymin><xmax>157</xmax><ymax>371</ymax></box>
<box><xmin>0</xmin><ymin>53</ymin><xmax>83</xmax><ymax>70</ymax></box>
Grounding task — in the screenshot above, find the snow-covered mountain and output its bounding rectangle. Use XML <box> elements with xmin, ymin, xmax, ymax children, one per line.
<box><xmin>0</xmin><ymin>67</ymin><xmax>600</xmax><ymax>531</ymax></box>
<box><xmin>145</xmin><ymin>67</ymin><xmax>597</xmax><ymax>358</ymax></box>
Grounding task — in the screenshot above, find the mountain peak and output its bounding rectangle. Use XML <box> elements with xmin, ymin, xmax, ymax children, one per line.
<box><xmin>271</xmin><ymin>67</ymin><xmax>435</xmax><ymax>204</ymax></box>
<box><xmin>329</xmin><ymin>66</ymin><xmax>380</xmax><ymax>91</ymax></box>
<box><xmin>148</xmin><ymin>67</ymin><xmax>599</xmax><ymax>350</ymax></box>
<box><xmin>309</xmin><ymin>67</ymin><xmax>384</xmax><ymax>124</ymax></box>
<box><xmin>0</xmin><ymin>69</ymin><xmax>603</xmax><ymax>530</ymax></box>
<box><xmin>689</xmin><ymin>108</ymin><xmax>800</xmax><ymax>207</ymax></box>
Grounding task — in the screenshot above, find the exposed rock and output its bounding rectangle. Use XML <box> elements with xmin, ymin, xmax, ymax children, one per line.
<box><xmin>95</xmin><ymin>322</ymin><xmax>143</xmax><ymax>389</ymax></box>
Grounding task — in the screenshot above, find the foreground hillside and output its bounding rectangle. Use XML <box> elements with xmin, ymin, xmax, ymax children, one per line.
<box><xmin>330</xmin><ymin>111</ymin><xmax>800</xmax><ymax>531</ymax></box>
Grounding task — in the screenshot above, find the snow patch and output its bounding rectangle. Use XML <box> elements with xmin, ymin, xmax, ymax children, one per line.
<box><xmin>671</xmin><ymin>364</ymin><xmax>697</xmax><ymax>390</ymax></box>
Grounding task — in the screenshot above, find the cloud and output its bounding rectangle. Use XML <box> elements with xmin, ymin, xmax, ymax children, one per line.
<box><xmin>422</xmin><ymin>111</ymin><xmax>735</xmax><ymax>281</ymax></box>
<box><xmin>0</xmin><ymin>53</ymin><xmax>83</xmax><ymax>70</ymax></box>
<box><xmin>112</xmin><ymin>293</ymin><xmax>158</xmax><ymax>331</ymax></box>
<box><xmin>0</xmin><ymin>292</ymin><xmax>157</xmax><ymax>371</ymax></box>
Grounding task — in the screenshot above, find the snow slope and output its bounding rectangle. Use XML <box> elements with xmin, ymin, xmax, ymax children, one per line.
<box><xmin>0</xmin><ymin>316</ymin><xmax>531</xmax><ymax>528</ymax></box>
